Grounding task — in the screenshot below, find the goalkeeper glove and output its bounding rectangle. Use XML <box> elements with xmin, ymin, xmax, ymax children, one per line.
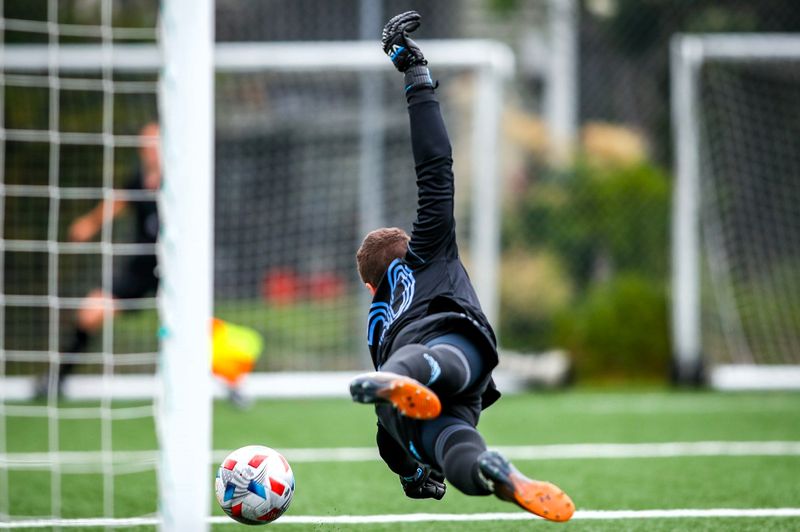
<box><xmin>400</xmin><ymin>464</ymin><xmax>446</xmax><ymax>500</ymax></box>
<box><xmin>381</xmin><ymin>11</ymin><xmax>427</xmax><ymax>73</ymax></box>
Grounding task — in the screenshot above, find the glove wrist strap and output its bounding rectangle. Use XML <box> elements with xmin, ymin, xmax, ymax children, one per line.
<box><xmin>404</xmin><ymin>65</ymin><xmax>434</xmax><ymax>93</ymax></box>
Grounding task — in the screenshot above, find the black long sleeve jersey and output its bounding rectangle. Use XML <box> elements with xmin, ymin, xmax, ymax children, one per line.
<box><xmin>366</xmin><ymin>82</ymin><xmax>500</xmax><ymax>411</ymax></box>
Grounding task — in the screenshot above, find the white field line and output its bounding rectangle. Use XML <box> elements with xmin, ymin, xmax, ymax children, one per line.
<box><xmin>2</xmin><ymin>508</ymin><xmax>800</xmax><ymax>528</ymax></box>
<box><xmin>3</xmin><ymin>441</ymin><xmax>800</xmax><ymax>470</ymax></box>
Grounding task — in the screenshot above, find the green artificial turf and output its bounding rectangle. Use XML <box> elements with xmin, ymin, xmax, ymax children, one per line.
<box><xmin>3</xmin><ymin>389</ymin><xmax>800</xmax><ymax>530</ymax></box>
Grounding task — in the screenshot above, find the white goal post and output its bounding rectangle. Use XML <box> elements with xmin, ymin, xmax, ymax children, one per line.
<box><xmin>671</xmin><ymin>34</ymin><xmax>800</xmax><ymax>390</ymax></box>
<box><xmin>159</xmin><ymin>0</ymin><xmax>214</xmax><ymax>531</ymax></box>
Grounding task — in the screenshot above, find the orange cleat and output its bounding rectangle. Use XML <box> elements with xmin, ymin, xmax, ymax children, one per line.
<box><xmin>478</xmin><ymin>450</ymin><xmax>574</xmax><ymax>522</ymax></box>
<box><xmin>349</xmin><ymin>371</ymin><xmax>441</xmax><ymax>420</ymax></box>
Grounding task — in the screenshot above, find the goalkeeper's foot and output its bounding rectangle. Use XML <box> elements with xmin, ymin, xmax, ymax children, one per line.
<box><xmin>478</xmin><ymin>450</ymin><xmax>574</xmax><ymax>522</ymax></box>
<box><xmin>349</xmin><ymin>371</ymin><xmax>441</xmax><ymax>420</ymax></box>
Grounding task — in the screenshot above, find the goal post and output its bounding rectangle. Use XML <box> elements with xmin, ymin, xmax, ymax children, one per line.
<box><xmin>671</xmin><ymin>34</ymin><xmax>800</xmax><ymax>389</ymax></box>
<box><xmin>158</xmin><ymin>0</ymin><xmax>214</xmax><ymax>531</ymax></box>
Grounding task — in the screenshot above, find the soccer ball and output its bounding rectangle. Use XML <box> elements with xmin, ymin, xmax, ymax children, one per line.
<box><xmin>215</xmin><ymin>445</ymin><xmax>295</xmax><ymax>525</ymax></box>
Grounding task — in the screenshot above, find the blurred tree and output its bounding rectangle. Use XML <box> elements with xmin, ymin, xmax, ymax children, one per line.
<box><xmin>505</xmin><ymin>160</ymin><xmax>670</xmax><ymax>289</ymax></box>
<box><xmin>554</xmin><ymin>273</ymin><xmax>670</xmax><ymax>379</ymax></box>
<box><xmin>500</xmin><ymin>158</ymin><xmax>671</xmax><ymax>377</ymax></box>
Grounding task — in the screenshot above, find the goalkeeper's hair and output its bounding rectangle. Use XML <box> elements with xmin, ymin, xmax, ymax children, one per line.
<box><xmin>356</xmin><ymin>227</ymin><xmax>410</xmax><ymax>287</ymax></box>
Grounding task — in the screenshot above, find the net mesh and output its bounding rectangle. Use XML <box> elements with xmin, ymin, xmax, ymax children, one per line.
<box><xmin>697</xmin><ymin>57</ymin><xmax>800</xmax><ymax>367</ymax></box>
<box><xmin>1</xmin><ymin>0</ymin><xmax>160</xmax><ymax>523</ymax></box>
<box><xmin>214</xmin><ymin>68</ymin><xmax>479</xmax><ymax>371</ymax></box>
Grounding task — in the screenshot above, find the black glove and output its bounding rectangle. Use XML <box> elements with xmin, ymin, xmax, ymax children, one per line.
<box><xmin>400</xmin><ymin>464</ymin><xmax>446</xmax><ymax>500</ymax></box>
<box><xmin>381</xmin><ymin>11</ymin><xmax>427</xmax><ymax>73</ymax></box>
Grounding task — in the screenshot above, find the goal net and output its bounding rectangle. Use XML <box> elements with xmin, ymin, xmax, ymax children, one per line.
<box><xmin>671</xmin><ymin>34</ymin><xmax>800</xmax><ymax>389</ymax></box>
<box><xmin>213</xmin><ymin>41</ymin><xmax>510</xmax><ymax>373</ymax></box>
<box><xmin>0</xmin><ymin>10</ymin><xmax>510</xmax><ymax>529</ymax></box>
<box><xmin>0</xmin><ymin>0</ymin><xmax>167</xmax><ymax>528</ymax></box>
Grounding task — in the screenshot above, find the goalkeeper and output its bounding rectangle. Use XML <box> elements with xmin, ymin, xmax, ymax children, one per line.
<box><xmin>349</xmin><ymin>12</ymin><xmax>574</xmax><ymax>522</ymax></box>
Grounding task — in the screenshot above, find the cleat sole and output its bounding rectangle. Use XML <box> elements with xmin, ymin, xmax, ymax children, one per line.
<box><xmin>508</xmin><ymin>475</ymin><xmax>574</xmax><ymax>522</ymax></box>
<box><xmin>375</xmin><ymin>377</ymin><xmax>441</xmax><ymax>420</ymax></box>
<box><xmin>479</xmin><ymin>450</ymin><xmax>574</xmax><ymax>522</ymax></box>
<box><xmin>350</xmin><ymin>372</ymin><xmax>441</xmax><ymax>420</ymax></box>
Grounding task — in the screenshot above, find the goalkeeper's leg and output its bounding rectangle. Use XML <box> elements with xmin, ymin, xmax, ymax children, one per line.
<box><xmin>350</xmin><ymin>333</ymin><xmax>484</xmax><ymax>419</ymax></box>
<box><xmin>476</xmin><ymin>449</ymin><xmax>574</xmax><ymax>521</ymax></box>
<box><xmin>420</xmin><ymin>418</ymin><xmax>575</xmax><ymax>522</ymax></box>
<box><xmin>384</xmin><ymin>334</ymin><xmax>485</xmax><ymax>397</ymax></box>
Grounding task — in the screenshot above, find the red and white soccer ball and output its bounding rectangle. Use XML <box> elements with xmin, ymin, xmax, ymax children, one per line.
<box><xmin>215</xmin><ymin>445</ymin><xmax>295</xmax><ymax>525</ymax></box>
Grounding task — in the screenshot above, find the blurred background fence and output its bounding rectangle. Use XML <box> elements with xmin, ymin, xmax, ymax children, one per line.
<box><xmin>3</xmin><ymin>0</ymin><xmax>799</xmax><ymax>383</ymax></box>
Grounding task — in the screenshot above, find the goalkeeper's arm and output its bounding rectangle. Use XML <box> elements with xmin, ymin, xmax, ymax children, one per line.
<box><xmin>382</xmin><ymin>11</ymin><xmax>456</xmax><ymax>263</ymax></box>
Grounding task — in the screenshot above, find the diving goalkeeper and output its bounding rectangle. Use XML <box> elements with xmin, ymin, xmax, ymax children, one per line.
<box><xmin>349</xmin><ymin>12</ymin><xmax>574</xmax><ymax>522</ymax></box>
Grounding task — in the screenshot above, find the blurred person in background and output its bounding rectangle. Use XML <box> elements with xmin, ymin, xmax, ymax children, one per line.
<box><xmin>35</xmin><ymin>123</ymin><xmax>257</xmax><ymax>408</ymax></box>
<box><xmin>35</xmin><ymin>122</ymin><xmax>161</xmax><ymax>399</ymax></box>
<box><xmin>348</xmin><ymin>12</ymin><xmax>573</xmax><ymax>522</ymax></box>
